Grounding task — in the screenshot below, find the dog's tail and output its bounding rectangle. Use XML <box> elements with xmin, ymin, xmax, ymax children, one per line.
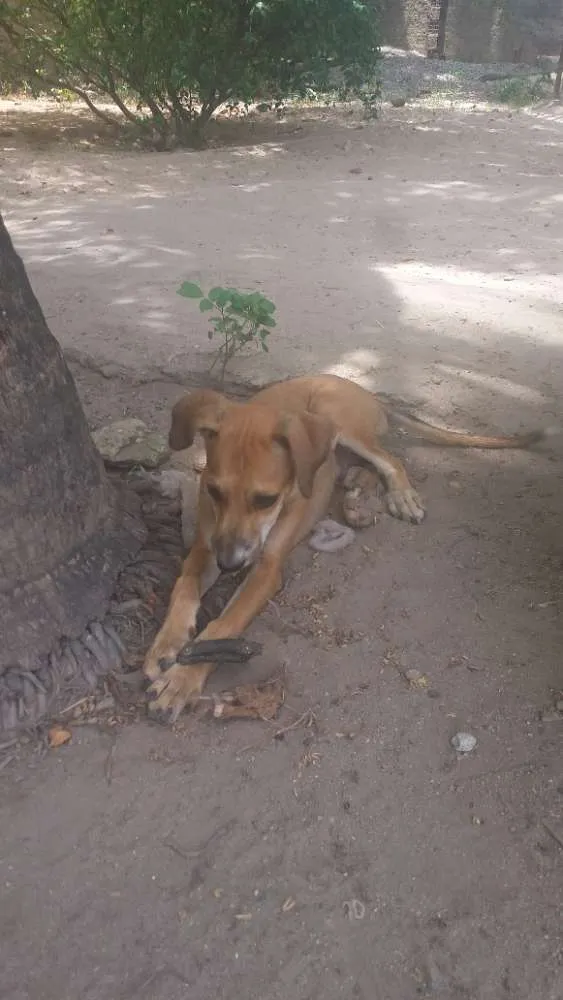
<box><xmin>388</xmin><ymin>408</ymin><xmax>550</xmax><ymax>450</ymax></box>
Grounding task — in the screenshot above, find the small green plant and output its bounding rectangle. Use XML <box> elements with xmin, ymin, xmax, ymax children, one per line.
<box><xmin>489</xmin><ymin>76</ymin><xmax>548</xmax><ymax>107</ymax></box>
<box><xmin>359</xmin><ymin>78</ymin><xmax>382</xmax><ymax>119</ymax></box>
<box><xmin>177</xmin><ymin>282</ymin><xmax>276</xmax><ymax>382</ymax></box>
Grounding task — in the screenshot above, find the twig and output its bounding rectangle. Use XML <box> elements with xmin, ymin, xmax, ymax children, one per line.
<box><xmin>163</xmin><ymin>840</ymin><xmax>191</xmax><ymax>862</ymax></box>
<box><xmin>104</xmin><ymin>737</ymin><xmax>118</xmax><ymax>785</ymax></box>
<box><xmin>274</xmin><ymin>708</ymin><xmax>316</xmax><ymax>739</ymax></box>
<box><xmin>59</xmin><ymin>695</ymin><xmax>90</xmax><ymax>716</ymax></box>
<box><xmin>542</xmin><ymin>820</ymin><xmax>563</xmax><ymax>851</ymax></box>
<box><xmin>0</xmin><ymin>754</ymin><xmax>15</xmax><ymax>773</ymax></box>
<box><xmin>0</xmin><ymin>738</ymin><xmax>18</xmax><ymax>752</ymax></box>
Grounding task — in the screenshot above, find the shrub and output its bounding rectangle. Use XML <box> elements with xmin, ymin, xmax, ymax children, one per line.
<box><xmin>489</xmin><ymin>75</ymin><xmax>549</xmax><ymax>107</ymax></box>
<box><xmin>177</xmin><ymin>282</ymin><xmax>277</xmax><ymax>381</ymax></box>
<box><xmin>0</xmin><ymin>0</ymin><xmax>381</xmax><ymax>146</ymax></box>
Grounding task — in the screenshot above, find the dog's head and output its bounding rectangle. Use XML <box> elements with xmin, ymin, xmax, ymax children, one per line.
<box><xmin>169</xmin><ymin>389</ymin><xmax>335</xmax><ymax>572</ymax></box>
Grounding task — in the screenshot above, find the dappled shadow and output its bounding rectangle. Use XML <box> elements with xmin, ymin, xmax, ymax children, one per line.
<box><xmin>3</xmin><ymin>103</ymin><xmax>562</xmax><ymax>428</ymax></box>
<box><xmin>0</xmin><ymin>96</ymin><xmax>362</xmax><ymax>153</ymax></box>
<box><xmin>2</xmin><ymin>98</ymin><xmax>563</xmax><ymax>1000</ymax></box>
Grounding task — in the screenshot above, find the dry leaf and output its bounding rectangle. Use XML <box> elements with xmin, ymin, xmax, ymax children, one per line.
<box><xmin>48</xmin><ymin>725</ymin><xmax>72</xmax><ymax>748</ymax></box>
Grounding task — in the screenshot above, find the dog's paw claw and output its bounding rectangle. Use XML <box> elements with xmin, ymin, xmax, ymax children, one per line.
<box><xmin>145</xmin><ymin>663</ymin><xmax>208</xmax><ymax>725</ymax></box>
<box><xmin>386</xmin><ymin>488</ymin><xmax>425</xmax><ymax>524</ymax></box>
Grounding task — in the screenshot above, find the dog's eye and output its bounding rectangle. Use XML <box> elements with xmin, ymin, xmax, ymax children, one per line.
<box><xmin>207</xmin><ymin>483</ymin><xmax>223</xmax><ymax>503</ymax></box>
<box><xmin>252</xmin><ymin>493</ymin><xmax>279</xmax><ymax>510</ymax></box>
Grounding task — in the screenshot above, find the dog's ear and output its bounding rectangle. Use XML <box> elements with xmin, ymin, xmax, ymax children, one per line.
<box><xmin>276</xmin><ymin>412</ymin><xmax>335</xmax><ymax>498</ymax></box>
<box><xmin>169</xmin><ymin>389</ymin><xmax>229</xmax><ymax>451</ymax></box>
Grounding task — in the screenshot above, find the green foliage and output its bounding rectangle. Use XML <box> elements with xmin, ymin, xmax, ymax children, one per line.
<box><xmin>489</xmin><ymin>75</ymin><xmax>550</xmax><ymax>106</ymax></box>
<box><xmin>0</xmin><ymin>0</ymin><xmax>381</xmax><ymax>146</ymax></box>
<box><xmin>177</xmin><ymin>281</ymin><xmax>277</xmax><ymax>381</ymax></box>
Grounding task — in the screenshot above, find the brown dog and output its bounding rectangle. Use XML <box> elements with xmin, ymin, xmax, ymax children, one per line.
<box><xmin>145</xmin><ymin>374</ymin><xmax>545</xmax><ymax>721</ymax></box>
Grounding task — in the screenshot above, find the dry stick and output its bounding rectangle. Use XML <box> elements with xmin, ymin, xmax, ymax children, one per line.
<box><xmin>274</xmin><ymin>709</ymin><xmax>316</xmax><ymax>739</ymax></box>
<box><xmin>59</xmin><ymin>695</ymin><xmax>91</xmax><ymax>716</ymax></box>
<box><xmin>104</xmin><ymin>738</ymin><xmax>118</xmax><ymax>786</ymax></box>
<box><xmin>542</xmin><ymin>820</ymin><xmax>563</xmax><ymax>851</ymax></box>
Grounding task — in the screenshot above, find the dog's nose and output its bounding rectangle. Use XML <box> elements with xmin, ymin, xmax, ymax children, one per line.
<box><xmin>216</xmin><ymin>544</ymin><xmax>248</xmax><ymax>573</ymax></box>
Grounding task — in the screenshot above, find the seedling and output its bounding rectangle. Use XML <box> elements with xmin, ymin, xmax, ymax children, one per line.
<box><xmin>177</xmin><ymin>282</ymin><xmax>277</xmax><ymax>382</ymax></box>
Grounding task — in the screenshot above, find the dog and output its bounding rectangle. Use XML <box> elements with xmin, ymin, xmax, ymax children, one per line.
<box><xmin>144</xmin><ymin>373</ymin><xmax>546</xmax><ymax>722</ymax></box>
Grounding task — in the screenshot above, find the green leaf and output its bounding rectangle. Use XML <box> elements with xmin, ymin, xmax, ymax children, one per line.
<box><xmin>208</xmin><ymin>286</ymin><xmax>228</xmax><ymax>304</ymax></box>
<box><xmin>199</xmin><ymin>298</ymin><xmax>214</xmax><ymax>312</ymax></box>
<box><xmin>260</xmin><ymin>315</ymin><xmax>276</xmax><ymax>328</ymax></box>
<box><xmin>228</xmin><ymin>292</ymin><xmax>244</xmax><ymax>310</ymax></box>
<box><xmin>177</xmin><ymin>281</ymin><xmax>203</xmax><ymax>299</ymax></box>
<box><xmin>262</xmin><ymin>343</ymin><xmax>270</xmax><ymax>352</ymax></box>
<box><xmin>262</xmin><ymin>298</ymin><xmax>276</xmax><ymax>314</ymax></box>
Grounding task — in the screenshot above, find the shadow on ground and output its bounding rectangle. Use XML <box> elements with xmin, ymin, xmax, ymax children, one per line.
<box><xmin>1</xmin><ymin>99</ymin><xmax>562</xmax><ymax>1000</ymax></box>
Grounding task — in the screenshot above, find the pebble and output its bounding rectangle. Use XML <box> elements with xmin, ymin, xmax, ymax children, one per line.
<box><xmin>451</xmin><ymin>732</ymin><xmax>477</xmax><ymax>754</ymax></box>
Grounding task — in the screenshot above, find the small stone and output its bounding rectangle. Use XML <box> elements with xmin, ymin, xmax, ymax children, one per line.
<box><xmin>390</xmin><ymin>96</ymin><xmax>407</xmax><ymax>108</ymax></box>
<box><xmin>446</xmin><ymin>475</ymin><xmax>463</xmax><ymax>493</ymax></box>
<box><xmin>405</xmin><ymin>669</ymin><xmax>429</xmax><ymax>689</ymax></box>
<box><xmin>451</xmin><ymin>732</ymin><xmax>477</xmax><ymax>753</ymax></box>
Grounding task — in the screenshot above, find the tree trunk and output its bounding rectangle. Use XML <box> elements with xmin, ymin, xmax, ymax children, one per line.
<box><xmin>435</xmin><ymin>0</ymin><xmax>449</xmax><ymax>59</ymax></box>
<box><xmin>554</xmin><ymin>41</ymin><xmax>563</xmax><ymax>98</ymax></box>
<box><xmin>0</xmin><ymin>212</ymin><xmax>144</xmax><ymax>676</ymax></box>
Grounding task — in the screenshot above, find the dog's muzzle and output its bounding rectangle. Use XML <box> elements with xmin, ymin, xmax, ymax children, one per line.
<box><xmin>215</xmin><ymin>540</ymin><xmax>254</xmax><ymax>573</ymax></box>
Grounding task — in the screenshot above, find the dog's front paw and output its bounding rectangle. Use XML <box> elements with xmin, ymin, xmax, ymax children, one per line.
<box><xmin>143</xmin><ymin>626</ymin><xmax>197</xmax><ymax>683</ymax></box>
<box><xmin>386</xmin><ymin>488</ymin><xmax>425</xmax><ymax>524</ymax></box>
<box><xmin>147</xmin><ymin>663</ymin><xmax>210</xmax><ymax>724</ymax></box>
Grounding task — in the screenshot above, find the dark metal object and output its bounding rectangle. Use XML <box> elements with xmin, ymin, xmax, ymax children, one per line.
<box><xmin>176</xmin><ymin>638</ymin><xmax>263</xmax><ymax>666</ymax></box>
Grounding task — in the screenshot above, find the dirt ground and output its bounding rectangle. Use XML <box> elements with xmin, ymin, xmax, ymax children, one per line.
<box><xmin>1</xmin><ymin>88</ymin><xmax>563</xmax><ymax>1000</ymax></box>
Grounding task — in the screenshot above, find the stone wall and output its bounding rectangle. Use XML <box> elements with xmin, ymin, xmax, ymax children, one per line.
<box><xmin>377</xmin><ymin>0</ymin><xmax>563</xmax><ymax>63</ymax></box>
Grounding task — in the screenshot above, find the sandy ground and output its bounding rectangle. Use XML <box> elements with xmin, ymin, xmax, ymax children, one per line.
<box><xmin>1</xmin><ymin>87</ymin><xmax>563</xmax><ymax>1000</ymax></box>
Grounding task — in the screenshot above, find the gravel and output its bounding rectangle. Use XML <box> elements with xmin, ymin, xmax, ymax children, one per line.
<box><xmin>379</xmin><ymin>45</ymin><xmax>552</xmax><ymax>104</ymax></box>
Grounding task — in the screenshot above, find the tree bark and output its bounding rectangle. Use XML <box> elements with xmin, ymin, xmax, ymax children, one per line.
<box><xmin>0</xmin><ymin>212</ymin><xmax>145</xmax><ymax>673</ymax></box>
<box><xmin>554</xmin><ymin>41</ymin><xmax>563</xmax><ymax>98</ymax></box>
<box><xmin>435</xmin><ymin>0</ymin><xmax>449</xmax><ymax>59</ymax></box>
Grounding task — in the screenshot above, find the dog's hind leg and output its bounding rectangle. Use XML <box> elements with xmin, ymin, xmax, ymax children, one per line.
<box><xmin>337</xmin><ymin>434</ymin><xmax>425</xmax><ymax>524</ymax></box>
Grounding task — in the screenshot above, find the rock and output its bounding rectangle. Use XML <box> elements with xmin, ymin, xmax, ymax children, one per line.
<box><xmin>405</xmin><ymin>668</ymin><xmax>429</xmax><ymax>690</ymax></box>
<box><xmin>93</xmin><ymin>418</ymin><xmax>169</xmax><ymax>469</ymax></box>
<box><xmin>451</xmin><ymin>732</ymin><xmax>477</xmax><ymax>754</ymax></box>
<box><xmin>390</xmin><ymin>96</ymin><xmax>407</xmax><ymax>107</ymax></box>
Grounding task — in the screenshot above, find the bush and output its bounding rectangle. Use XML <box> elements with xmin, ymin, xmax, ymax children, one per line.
<box><xmin>0</xmin><ymin>0</ymin><xmax>381</xmax><ymax>146</ymax></box>
<box><xmin>489</xmin><ymin>75</ymin><xmax>550</xmax><ymax>107</ymax></box>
